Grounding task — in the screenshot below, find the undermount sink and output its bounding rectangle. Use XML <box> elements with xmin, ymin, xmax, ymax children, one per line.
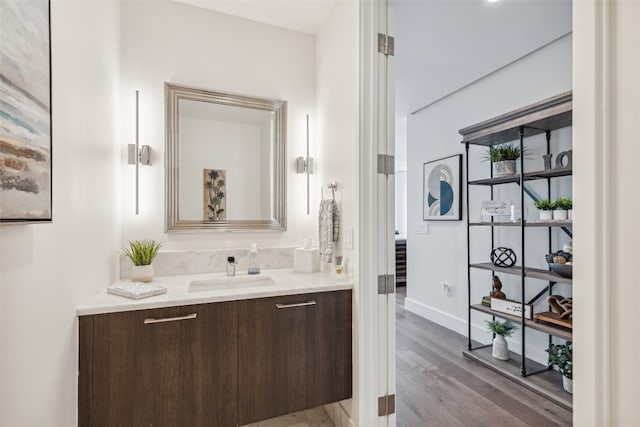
<box><xmin>188</xmin><ymin>274</ymin><xmax>276</xmax><ymax>292</ymax></box>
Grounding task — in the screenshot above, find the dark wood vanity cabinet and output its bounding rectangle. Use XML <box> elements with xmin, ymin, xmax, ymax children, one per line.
<box><xmin>237</xmin><ymin>290</ymin><xmax>353</xmax><ymax>425</ymax></box>
<box><xmin>78</xmin><ymin>302</ymin><xmax>238</xmax><ymax>427</ymax></box>
<box><xmin>79</xmin><ymin>290</ymin><xmax>352</xmax><ymax>427</ymax></box>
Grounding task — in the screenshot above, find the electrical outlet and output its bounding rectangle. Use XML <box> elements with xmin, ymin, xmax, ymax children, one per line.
<box><xmin>442</xmin><ymin>282</ymin><xmax>451</xmax><ymax>296</ymax></box>
<box><xmin>416</xmin><ymin>224</ymin><xmax>429</xmax><ymax>235</ymax></box>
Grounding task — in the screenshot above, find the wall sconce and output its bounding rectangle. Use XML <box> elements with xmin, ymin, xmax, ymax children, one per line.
<box><xmin>127</xmin><ymin>90</ymin><xmax>151</xmax><ymax>215</ymax></box>
<box><xmin>296</xmin><ymin>115</ymin><xmax>314</xmax><ymax>214</ymax></box>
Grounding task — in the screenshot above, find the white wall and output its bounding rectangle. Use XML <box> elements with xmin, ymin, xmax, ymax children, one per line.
<box><xmin>316</xmin><ymin>0</ymin><xmax>359</xmax><ymax>419</ymax></box>
<box><xmin>0</xmin><ymin>1</ymin><xmax>122</xmax><ymax>425</ymax></box>
<box><xmin>120</xmin><ymin>0</ymin><xmax>317</xmax><ymax>250</ymax></box>
<box><xmin>405</xmin><ymin>34</ymin><xmax>572</xmax><ymax>363</ymax></box>
<box><xmin>316</xmin><ymin>0</ymin><xmax>359</xmax><ymax>270</ymax></box>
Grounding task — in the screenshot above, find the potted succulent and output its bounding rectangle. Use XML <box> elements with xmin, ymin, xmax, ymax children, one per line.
<box><xmin>533</xmin><ymin>199</ymin><xmax>554</xmax><ymax>221</ymax></box>
<box><xmin>553</xmin><ymin>198</ymin><xmax>572</xmax><ymax>221</ymax></box>
<box><xmin>122</xmin><ymin>239</ymin><xmax>162</xmax><ymax>282</ymax></box>
<box><xmin>485</xmin><ymin>143</ymin><xmax>521</xmax><ymax>177</ymax></box>
<box><xmin>547</xmin><ymin>341</ymin><xmax>573</xmax><ymax>394</ymax></box>
<box><xmin>486</xmin><ymin>320</ymin><xmax>516</xmax><ymax>361</ymax></box>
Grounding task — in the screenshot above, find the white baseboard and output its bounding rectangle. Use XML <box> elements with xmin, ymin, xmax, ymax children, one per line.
<box><xmin>402</xmin><ymin>298</ymin><xmax>548</xmax><ymax>365</ymax></box>
<box><xmin>404</xmin><ymin>297</ymin><xmax>468</xmax><ymax>336</ymax></box>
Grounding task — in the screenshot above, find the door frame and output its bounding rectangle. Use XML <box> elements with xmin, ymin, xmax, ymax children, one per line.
<box><xmin>357</xmin><ymin>0</ymin><xmax>395</xmax><ymax>426</ymax></box>
<box><xmin>356</xmin><ymin>0</ymin><xmax>616</xmax><ymax>426</ymax></box>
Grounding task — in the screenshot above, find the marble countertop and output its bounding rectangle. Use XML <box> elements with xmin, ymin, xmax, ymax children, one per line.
<box><xmin>77</xmin><ymin>269</ymin><xmax>353</xmax><ymax>316</ymax></box>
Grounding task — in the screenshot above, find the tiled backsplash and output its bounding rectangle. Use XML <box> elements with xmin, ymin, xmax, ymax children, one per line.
<box><xmin>119</xmin><ymin>247</ymin><xmax>296</xmax><ymax>280</ymax></box>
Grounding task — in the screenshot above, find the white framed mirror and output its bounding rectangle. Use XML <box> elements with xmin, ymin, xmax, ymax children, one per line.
<box><xmin>165</xmin><ymin>82</ymin><xmax>287</xmax><ymax>232</ymax></box>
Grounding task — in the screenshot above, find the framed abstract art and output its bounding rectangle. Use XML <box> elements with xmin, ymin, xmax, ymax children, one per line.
<box><xmin>423</xmin><ymin>154</ymin><xmax>462</xmax><ymax>221</ymax></box>
<box><xmin>0</xmin><ymin>0</ymin><xmax>52</xmax><ymax>223</ymax></box>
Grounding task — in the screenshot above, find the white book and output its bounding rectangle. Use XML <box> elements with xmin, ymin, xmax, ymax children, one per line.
<box><xmin>107</xmin><ymin>283</ymin><xmax>167</xmax><ymax>300</ymax></box>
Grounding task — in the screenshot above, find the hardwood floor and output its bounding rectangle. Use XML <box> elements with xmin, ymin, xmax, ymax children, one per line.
<box><xmin>396</xmin><ymin>286</ymin><xmax>572</xmax><ymax>427</ymax></box>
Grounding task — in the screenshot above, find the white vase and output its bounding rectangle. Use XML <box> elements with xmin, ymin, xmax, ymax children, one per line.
<box><xmin>493</xmin><ymin>160</ymin><xmax>516</xmax><ymax>177</ymax></box>
<box><xmin>562</xmin><ymin>375</ymin><xmax>573</xmax><ymax>394</ymax></box>
<box><xmin>553</xmin><ymin>209</ymin><xmax>568</xmax><ymax>220</ymax></box>
<box><xmin>130</xmin><ymin>264</ymin><xmax>154</xmax><ymax>283</ymax></box>
<box><xmin>539</xmin><ymin>210</ymin><xmax>553</xmax><ymax>221</ymax></box>
<box><xmin>492</xmin><ymin>334</ymin><xmax>509</xmax><ymax>360</ymax></box>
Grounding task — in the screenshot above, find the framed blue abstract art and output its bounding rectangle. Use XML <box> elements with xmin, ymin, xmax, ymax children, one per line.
<box><xmin>0</xmin><ymin>0</ymin><xmax>52</xmax><ymax>223</ymax></box>
<box><xmin>423</xmin><ymin>154</ymin><xmax>462</xmax><ymax>221</ymax></box>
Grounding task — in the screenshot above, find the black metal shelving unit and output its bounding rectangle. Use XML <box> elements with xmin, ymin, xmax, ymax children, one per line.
<box><xmin>459</xmin><ymin>92</ymin><xmax>573</xmax><ymax>411</ymax></box>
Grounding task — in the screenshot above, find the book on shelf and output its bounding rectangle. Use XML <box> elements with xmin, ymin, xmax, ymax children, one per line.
<box><xmin>481</xmin><ymin>296</ymin><xmax>491</xmax><ymax>306</ymax></box>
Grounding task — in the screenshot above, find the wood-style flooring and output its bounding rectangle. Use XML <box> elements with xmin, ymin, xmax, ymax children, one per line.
<box><xmin>396</xmin><ymin>286</ymin><xmax>572</xmax><ymax>427</ymax></box>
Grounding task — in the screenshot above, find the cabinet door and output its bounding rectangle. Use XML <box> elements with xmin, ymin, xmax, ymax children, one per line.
<box><xmin>237</xmin><ymin>290</ymin><xmax>352</xmax><ymax>425</ymax></box>
<box><xmin>79</xmin><ymin>302</ymin><xmax>237</xmax><ymax>427</ymax></box>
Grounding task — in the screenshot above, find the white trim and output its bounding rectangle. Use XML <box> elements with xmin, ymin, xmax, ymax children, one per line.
<box><xmin>573</xmin><ymin>0</ymin><xmax>611</xmax><ymax>425</ymax></box>
<box><xmin>404</xmin><ymin>297</ymin><xmax>467</xmax><ymax>336</ymax></box>
<box><xmin>357</xmin><ymin>0</ymin><xmax>384</xmax><ymax>425</ymax></box>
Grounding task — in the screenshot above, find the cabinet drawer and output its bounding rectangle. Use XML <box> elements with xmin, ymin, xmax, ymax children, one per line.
<box><xmin>79</xmin><ymin>302</ymin><xmax>237</xmax><ymax>427</ymax></box>
<box><xmin>237</xmin><ymin>290</ymin><xmax>352</xmax><ymax>425</ymax></box>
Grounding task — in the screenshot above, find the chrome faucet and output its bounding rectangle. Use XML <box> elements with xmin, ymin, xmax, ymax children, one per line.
<box><xmin>227</xmin><ymin>256</ymin><xmax>237</xmax><ymax>276</ymax></box>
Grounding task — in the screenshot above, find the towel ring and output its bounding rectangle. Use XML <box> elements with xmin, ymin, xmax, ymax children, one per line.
<box><xmin>328</xmin><ymin>182</ymin><xmax>337</xmax><ymax>200</ymax></box>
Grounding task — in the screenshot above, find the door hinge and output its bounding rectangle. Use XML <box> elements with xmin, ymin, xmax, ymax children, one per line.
<box><xmin>377</xmin><ymin>274</ymin><xmax>395</xmax><ymax>295</ymax></box>
<box><xmin>377</xmin><ymin>154</ymin><xmax>395</xmax><ymax>176</ymax></box>
<box><xmin>378</xmin><ymin>394</ymin><xmax>396</xmax><ymax>416</ymax></box>
<box><xmin>377</xmin><ymin>33</ymin><xmax>395</xmax><ymax>56</ymax></box>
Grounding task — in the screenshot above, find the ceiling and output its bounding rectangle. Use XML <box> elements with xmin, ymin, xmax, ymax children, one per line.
<box><xmin>395</xmin><ymin>0</ymin><xmax>572</xmax><ymax>118</ymax></box>
<box><xmin>172</xmin><ymin>0</ymin><xmax>336</xmax><ymax>34</ymax></box>
<box><xmin>171</xmin><ymin>0</ymin><xmax>572</xmax><ymax>154</ymax></box>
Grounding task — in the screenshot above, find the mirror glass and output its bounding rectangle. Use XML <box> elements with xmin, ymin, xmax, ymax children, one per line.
<box><xmin>165</xmin><ymin>83</ymin><xmax>287</xmax><ymax>232</ymax></box>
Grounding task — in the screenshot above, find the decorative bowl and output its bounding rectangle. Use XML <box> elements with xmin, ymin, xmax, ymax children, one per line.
<box><xmin>548</xmin><ymin>262</ymin><xmax>572</xmax><ymax>278</ymax></box>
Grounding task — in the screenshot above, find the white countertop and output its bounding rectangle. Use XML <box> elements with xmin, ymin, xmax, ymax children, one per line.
<box><xmin>77</xmin><ymin>269</ymin><xmax>353</xmax><ymax>316</ymax></box>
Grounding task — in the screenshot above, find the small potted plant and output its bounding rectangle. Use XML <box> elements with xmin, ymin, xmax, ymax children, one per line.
<box><xmin>122</xmin><ymin>239</ymin><xmax>162</xmax><ymax>282</ymax></box>
<box><xmin>533</xmin><ymin>199</ymin><xmax>554</xmax><ymax>221</ymax></box>
<box><xmin>485</xmin><ymin>143</ymin><xmax>521</xmax><ymax>177</ymax></box>
<box><xmin>553</xmin><ymin>198</ymin><xmax>572</xmax><ymax>221</ymax></box>
<box><xmin>486</xmin><ymin>319</ymin><xmax>516</xmax><ymax>361</ymax></box>
<box><xmin>547</xmin><ymin>341</ymin><xmax>572</xmax><ymax>394</ymax></box>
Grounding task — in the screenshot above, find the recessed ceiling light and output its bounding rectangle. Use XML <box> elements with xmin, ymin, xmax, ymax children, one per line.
<box><xmin>488</xmin><ymin>0</ymin><xmax>500</xmax><ymax>3</ymax></box>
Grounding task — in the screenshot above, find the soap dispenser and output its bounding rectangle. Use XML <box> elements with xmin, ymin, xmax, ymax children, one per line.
<box><xmin>248</xmin><ymin>243</ymin><xmax>260</xmax><ymax>275</ymax></box>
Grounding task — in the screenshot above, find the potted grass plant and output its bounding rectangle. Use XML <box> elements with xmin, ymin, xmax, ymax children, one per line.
<box><xmin>534</xmin><ymin>199</ymin><xmax>554</xmax><ymax>221</ymax></box>
<box><xmin>486</xmin><ymin>320</ymin><xmax>516</xmax><ymax>361</ymax></box>
<box><xmin>553</xmin><ymin>198</ymin><xmax>572</xmax><ymax>221</ymax></box>
<box><xmin>547</xmin><ymin>341</ymin><xmax>573</xmax><ymax>394</ymax></box>
<box><xmin>485</xmin><ymin>143</ymin><xmax>521</xmax><ymax>177</ymax></box>
<box><xmin>122</xmin><ymin>239</ymin><xmax>162</xmax><ymax>282</ymax></box>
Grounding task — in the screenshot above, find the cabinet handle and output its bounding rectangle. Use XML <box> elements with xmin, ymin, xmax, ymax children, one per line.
<box><xmin>144</xmin><ymin>313</ymin><xmax>197</xmax><ymax>324</ymax></box>
<box><xmin>275</xmin><ymin>301</ymin><xmax>316</xmax><ymax>309</ymax></box>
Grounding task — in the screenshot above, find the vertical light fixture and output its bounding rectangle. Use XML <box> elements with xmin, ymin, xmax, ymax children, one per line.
<box><xmin>128</xmin><ymin>90</ymin><xmax>151</xmax><ymax>215</ymax></box>
<box><xmin>296</xmin><ymin>114</ymin><xmax>314</xmax><ymax>214</ymax></box>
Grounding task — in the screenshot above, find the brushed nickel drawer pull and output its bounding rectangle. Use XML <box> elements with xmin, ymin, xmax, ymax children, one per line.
<box><xmin>144</xmin><ymin>313</ymin><xmax>197</xmax><ymax>324</ymax></box>
<box><xmin>275</xmin><ymin>301</ymin><xmax>316</xmax><ymax>309</ymax></box>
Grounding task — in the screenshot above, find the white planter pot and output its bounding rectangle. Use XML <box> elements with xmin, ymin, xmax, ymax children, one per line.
<box><xmin>492</xmin><ymin>334</ymin><xmax>509</xmax><ymax>361</ymax></box>
<box><xmin>130</xmin><ymin>264</ymin><xmax>154</xmax><ymax>283</ymax></box>
<box><xmin>493</xmin><ymin>160</ymin><xmax>517</xmax><ymax>177</ymax></box>
<box><xmin>553</xmin><ymin>209</ymin><xmax>568</xmax><ymax>220</ymax></box>
<box><xmin>562</xmin><ymin>375</ymin><xmax>573</xmax><ymax>394</ymax></box>
<box><xmin>568</xmin><ymin>209</ymin><xmax>573</xmax><ymax>220</ymax></box>
<box><xmin>539</xmin><ymin>210</ymin><xmax>553</xmax><ymax>221</ymax></box>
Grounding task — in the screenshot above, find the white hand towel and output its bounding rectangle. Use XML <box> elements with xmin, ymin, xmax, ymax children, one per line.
<box><xmin>319</xmin><ymin>199</ymin><xmax>340</xmax><ymax>262</ymax></box>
